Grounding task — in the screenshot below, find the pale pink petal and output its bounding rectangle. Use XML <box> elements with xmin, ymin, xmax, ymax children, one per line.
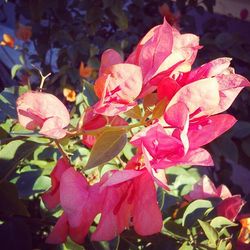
<box><xmin>17</xmin><ymin>107</ymin><xmax>45</xmax><ymax>130</ymax></box>
<box><xmin>107</xmin><ymin>64</ymin><xmax>142</xmax><ymax>101</ymax></box>
<box><xmin>94</xmin><ymin>64</ymin><xmax>142</xmax><ymax>116</ymax></box>
<box><xmin>177</xmin><ymin>57</ymin><xmax>232</xmax><ymax>85</ymax></box>
<box><xmin>94</xmin><ymin>100</ymin><xmax>137</xmax><ymax>116</ymax></box>
<box><xmin>99</xmin><ymin>49</ymin><xmax>123</xmax><ymax>75</ymax></box>
<box><xmin>172</xmin><ymin>27</ymin><xmax>201</xmax><ymax>69</ymax></box>
<box><xmin>16</xmin><ymin>92</ymin><xmax>70</xmax><ymax>138</ymax></box>
<box><xmin>17</xmin><ymin>91</ymin><xmax>70</xmax><ymax>128</ymax></box>
<box><xmin>168</xmin><ymin>78</ymin><xmax>220</xmax><ymax>117</ymax></box>
<box><xmin>217</xmin><ymin>185</ymin><xmax>232</xmax><ymax>199</ymax></box>
<box><xmin>215</xmin><ymin>74</ymin><xmax>250</xmax><ymax>114</ymax></box>
<box><xmin>39</xmin><ymin>117</ymin><xmax>67</xmax><ymax>139</ymax></box>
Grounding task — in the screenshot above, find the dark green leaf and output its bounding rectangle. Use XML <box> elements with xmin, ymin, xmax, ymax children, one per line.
<box><xmin>0</xmin><ymin>140</ymin><xmax>39</xmax><ymax>179</ymax></box>
<box><xmin>182</xmin><ymin>200</ymin><xmax>213</xmax><ymax>227</ymax></box>
<box><xmin>164</xmin><ymin>220</ymin><xmax>188</xmax><ymax>240</ymax></box>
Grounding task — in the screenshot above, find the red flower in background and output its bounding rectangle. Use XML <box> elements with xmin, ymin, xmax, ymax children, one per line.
<box><xmin>185</xmin><ymin>175</ymin><xmax>245</xmax><ymax>221</ymax></box>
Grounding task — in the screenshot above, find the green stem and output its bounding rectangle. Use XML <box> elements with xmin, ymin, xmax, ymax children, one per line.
<box><xmin>55</xmin><ymin>140</ymin><xmax>69</xmax><ymax>162</ymax></box>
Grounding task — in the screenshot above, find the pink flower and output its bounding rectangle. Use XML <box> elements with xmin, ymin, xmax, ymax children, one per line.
<box><xmin>17</xmin><ymin>91</ymin><xmax>70</xmax><ymax>139</ymax></box>
<box><xmin>98</xmin><ymin>19</ymin><xmax>200</xmax><ymax>99</ymax></box>
<box><xmin>91</xmin><ymin>169</ymin><xmax>162</xmax><ymax>241</ymax></box>
<box><xmin>160</xmin><ymin>57</ymin><xmax>249</xmax><ymax>118</ymax></box>
<box><xmin>41</xmin><ymin>158</ymin><xmax>71</xmax><ymax>210</ymax></box>
<box><xmin>46</xmin><ymin>167</ymin><xmax>102</xmax><ymax>244</ymax></box>
<box><xmin>131</xmin><ymin>123</ymin><xmax>213</xmax><ymax>170</ymax></box>
<box><xmin>163</xmin><ymin>102</ymin><xmax>237</xmax><ymax>150</ymax></box>
<box><xmin>45</xmin><ymin>168</ymin><xmax>162</xmax><ymax>244</ymax></box>
<box><xmin>93</xmin><ymin>63</ymin><xmax>143</xmax><ymax>116</ymax></box>
<box><xmin>186</xmin><ymin>175</ymin><xmax>245</xmax><ymax>221</ymax></box>
<box><xmin>126</xmin><ymin>18</ymin><xmax>200</xmax><ymax>97</ymax></box>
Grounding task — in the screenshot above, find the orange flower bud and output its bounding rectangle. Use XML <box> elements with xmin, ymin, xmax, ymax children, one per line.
<box><xmin>79</xmin><ymin>62</ymin><xmax>93</xmax><ymax>78</ymax></box>
<box><xmin>0</xmin><ymin>33</ymin><xmax>15</xmax><ymax>48</ymax></box>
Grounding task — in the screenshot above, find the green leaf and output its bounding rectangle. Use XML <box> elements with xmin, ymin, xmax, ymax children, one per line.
<box><xmin>152</xmin><ymin>98</ymin><xmax>168</xmax><ymax>119</ymax></box>
<box><xmin>124</xmin><ymin>105</ymin><xmax>141</xmax><ymax>119</ymax></box>
<box><xmin>122</xmin><ymin>142</ymin><xmax>135</xmax><ymax>160</ymax></box>
<box><xmin>210</xmin><ymin>216</ymin><xmax>237</xmax><ymax>229</ymax></box>
<box><xmin>108</xmin><ymin>0</ymin><xmax>128</xmax><ymax>30</ymax></box>
<box><xmin>198</xmin><ymin>220</ymin><xmax>218</xmax><ymax>248</ymax></box>
<box><xmin>63</xmin><ymin>238</ymin><xmax>85</xmax><ymax>250</ymax></box>
<box><xmin>179</xmin><ymin>241</ymin><xmax>193</xmax><ymax>250</ymax></box>
<box><xmin>83</xmin><ymin>80</ymin><xmax>98</xmax><ymax>106</ymax></box>
<box><xmin>0</xmin><ymin>86</ymin><xmax>28</xmax><ymax>121</ymax></box>
<box><xmin>217</xmin><ymin>240</ymin><xmax>228</xmax><ymax>250</ymax></box>
<box><xmin>164</xmin><ymin>220</ymin><xmax>188</xmax><ymax>240</ymax></box>
<box><xmin>0</xmin><ymin>140</ymin><xmax>38</xmax><ymax>179</ymax></box>
<box><xmin>32</xmin><ymin>175</ymin><xmax>51</xmax><ymax>192</ymax></box>
<box><xmin>85</xmin><ymin>128</ymin><xmax>127</xmax><ymax>170</ymax></box>
<box><xmin>100</xmin><ymin>164</ymin><xmax>119</xmax><ymax>176</ymax></box>
<box><xmin>11</xmin><ymin>64</ymin><xmax>23</xmax><ymax>79</ymax></box>
<box><xmin>182</xmin><ymin>200</ymin><xmax>213</xmax><ymax>227</ymax></box>
<box><xmin>0</xmin><ymin>89</ymin><xmax>17</xmax><ymax>120</ymax></box>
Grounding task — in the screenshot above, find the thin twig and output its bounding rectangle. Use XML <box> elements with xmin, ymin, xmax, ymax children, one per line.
<box><xmin>54</xmin><ymin>140</ymin><xmax>69</xmax><ymax>162</ymax></box>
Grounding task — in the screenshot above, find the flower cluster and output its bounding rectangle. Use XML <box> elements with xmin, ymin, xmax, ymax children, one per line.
<box><xmin>16</xmin><ymin>19</ymin><xmax>249</xmax><ymax>244</ymax></box>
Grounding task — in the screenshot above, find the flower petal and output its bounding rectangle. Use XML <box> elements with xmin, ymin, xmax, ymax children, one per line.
<box><xmin>46</xmin><ymin>213</ymin><xmax>68</xmax><ymax>244</ymax></box>
<box><xmin>217</xmin><ymin>195</ymin><xmax>245</xmax><ymax>221</ymax></box>
<box><xmin>99</xmin><ymin>49</ymin><xmax>123</xmax><ymax>75</ymax></box>
<box><xmin>133</xmin><ymin>171</ymin><xmax>162</xmax><ymax>235</ymax></box>
<box><xmin>188</xmin><ymin>114</ymin><xmax>237</xmax><ymax>149</ymax></box>
<box><xmin>42</xmin><ymin>158</ymin><xmax>70</xmax><ymax>210</ymax></box>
